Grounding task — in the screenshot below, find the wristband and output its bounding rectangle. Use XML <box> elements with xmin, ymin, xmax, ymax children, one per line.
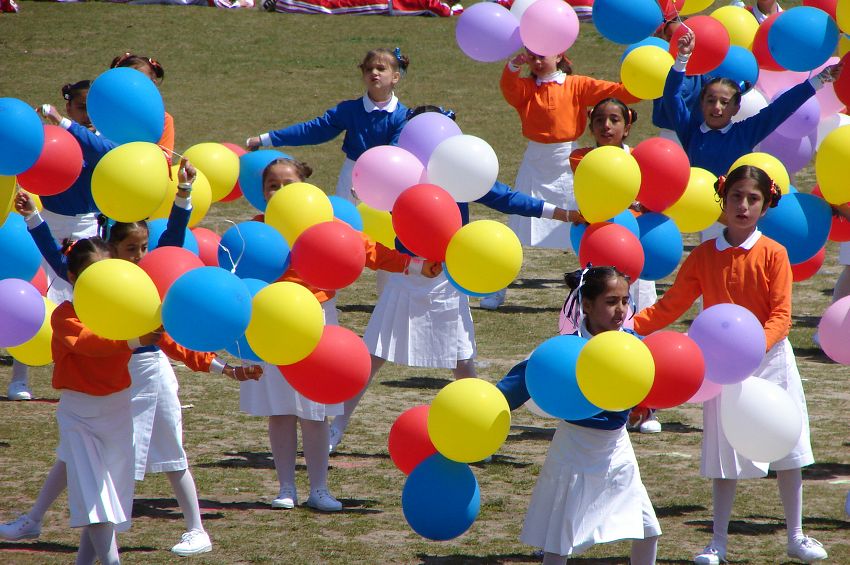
<box><xmin>177</xmin><ymin>182</ymin><xmax>193</xmax><ymax>192</ymax></box>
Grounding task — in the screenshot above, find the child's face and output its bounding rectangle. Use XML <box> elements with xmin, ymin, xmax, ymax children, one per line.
<box><xmin>525</xmin><ymin>49</ymin><xmax>562</xmax><ymax>76</ymax></box>
<box><xmin>263</xmin><ymin>163</ymin><xmax>302</xmax><ymax>203</ymax></box>
<box><xmin>590</xmin><ymin>102</ymin><xmax>630</xmax><ymax>147</ymax></box>
<box><xmin>65</xmin><ymin>91</ymin><xmax>91</xmax><ymax>129</ymax></box>
<box><xmin>723</xmin><ymin>178</ymin><xmax>768</xmax><ymax>231</ymax></box>
<box><xmin>582</xmin><ymin>277</ymin><xmax>630</xmax><ymax>335</ymax></box>
<box><xmin>113</xmin><ymin>229</ymin><xmax>149</xmax><ymax>264</ymax></box>
<box><xmin>361</xmin><ymin>55</ymin><xmax>400</xmax><ymax>97</ymax></box>
<box><xmin>701</xmin><ymin>83</ymin><xmax>740</xmax><ymax>130</ymax></box>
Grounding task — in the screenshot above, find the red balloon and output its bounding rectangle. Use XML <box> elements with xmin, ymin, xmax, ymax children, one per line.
<box><xmin>219</xmin><ymin>142</ymin><xmax>246</xmax><ymax>202</ymax></box>
<box><xmin>831</xmin><ymin>53</ymin><xmax>850</xmax><ymax>110</ymax></box>
<box><xmin>803</xmin><ymin>0</ymin><xmax>837</xmax><ymax>20</ymax></box>
<box><xmin>279</xmin><ymin>325</ymin><xmax>371</xmax><ymax>404</ymax></box>
<box><xmin>578</xmin><ymin>222</ymin><xmax>644</xmax><ymax>282</ymax></box>
<box><xmin>17</xmin><ymin>125</ymin><xmax>83</xmax><ymax>196</ymax></box>
<box><xmin>811</xmin><ymin>185</ymin><xmax>850</xmax><ymax>242</ymax></box>
<box><xmin>391</xmin><ymin>184</ymin><xmax>462</xmax><ymax>262</ymax></box>
<box><xmin>752</xmin><ymin>13</ymin><xmax>785</xmax><ymax>71</ymax></box>
<box><xmin>668</xmin><ymin>16</ymin><xmax>730</xmax><ymax>76</ymax></box>
<box><xmin>640</xmin><ymin>331</ymin><xmax>705</xmax><ymax>409</ymax></box>
<box><xmin>388</xmin><ymin>405</ymin><xmax>438</xmax><ymax>475</ymax></box>
<box><xmin>291</xmin><ymin>221</ymin><xmax>366</xmax><ymax>290</ymax></box>
<box><xmin>191</xmin><ymin>227</ymin><xmax>222</xmax><ymax>266</ymax></box>
<box><xmin>30</xmin><ymin>267</ymin><xmax>47</xmax><ymax>296</ymax></box>
<box><xmin>631</xmin><ymin>137</ymin><xmax>690</xmax><ymax>212</ymax></box>
<box><xmin>791</xmin><ymin>246</ymin><xmax>826</xmax><ymax>282</ymax></box>
<box><xmin>138</xmin><ymin>246</ymin><xmax>205</xmax><ymax>300</ymax></box>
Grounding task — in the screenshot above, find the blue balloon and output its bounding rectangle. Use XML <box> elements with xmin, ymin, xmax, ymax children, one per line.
<box><xmin>238</xmin><ymin>150</ymin><xmax>291</xmax><ymax>212</ymax></box>
<box><xmin>0</xmin><ymin>98</ymin><xmax>45</xmax><ymax>175</ymax></box>
<box><xmin>569</xmin><ymin>222</ymin><xmax>587</xmax><ymax>254</ymax></box>
<box><xmin>620</xmin><ymin>36</ymin><xmax>668</xmax><ymax>62</ymax></box>
<box><xmin>147</xmin><ymin>218</ymin><xmax>199</xmax><ymax>255</ymax></box>
<box><xmin>402</xmin><ymin>454</ymin><xmax>480</xmax><ymax>541</ymax></box>
<box><xmin>758</xmin><ymin>193</ymin><xmax>832</xmax><ymax>264</ymax></box>
<box><xmin>443</xmin><ymin>264</ymin><xmax>488</xmax><ymax>298</ymax></box>
<box><xmin>636</xmin><ymin>213</ymin><xmax>683</xmax><ymax>280</ymax></box>
<box><xmin>217</xmin><ymin>221</ymin><xmax>290</xmax><ymax>283</ymax></box>
<box><xmin>225</xmin><ymin>278</ymin><xmax>266</xmax><ymax>362</ymax></box>
<box><xmin>593</xmin><ymin>0</ymin><xmax>663</xmax><ymax>45</ymax></box>
<box><xmin>768</xmin><ymin>6</ymin><xmax>839</xmax><ymax>72</ymax></box>
<box><xmin>329</xmin><ymin>195</ymin><xmax>364</xmax><ymax>232</ymax></box>
<box><xmin>0</xmin><ymin>214</ymin><xmax>42</xmax><ymax>282</ymax></box>
<box><xmin>87</xmin><ymin>68</ymin><xmax>165</xmax><ymax>145</ymax></box>
<box><xmin>712</xmin><ymin>46</ymin><xmax>759</xmax><ymax>90</ymax></box>
<box><xmin>162</xmin><ymin>266</ymin><xmax>252</xmax><ymax>352</ymax></box>
<box><xmin>570</xmin><ymin>212</ymin><xmax>640</xmax><ymax>255</ymax></box>
<box><xmin>526</xmin><ymin>334</ymin><xmax>599</xmax><ymax>420</ymax></box>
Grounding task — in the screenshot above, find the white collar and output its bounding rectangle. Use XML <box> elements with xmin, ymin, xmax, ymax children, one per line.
<box><xmin>362</xmin><ymin>93</ymin><xmax>398</xmax><ymax>113</ymax></box>
<box><xmin>700</xmin><ymin>122</ymin><xmax>734</xmax><ymax>134</ymax></box>
<box><xmin>578</xmin><ymin>318</ymin><xmax>623</xmax><ymax>339</ymax></box>
<box><xmin>715</xmin><ymin>228</ymin><xmax>762</xmax><ymax>251</ymax></box>
<box><xmin>535</xmin><ymin>71</ymin><xmax>566</xmax><ymax>86</ymax></box>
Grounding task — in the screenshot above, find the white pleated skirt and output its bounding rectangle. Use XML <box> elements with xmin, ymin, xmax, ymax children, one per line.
<box><xmin>521</xmin><ymin>422</ymin><xmax>661</xmax><ymax>556</ymax></box>
<box><xmin>701</xmin><ymin>338</ymin><xmax>814</xmax><ymax>479</ymax></box>
<box><xmin>56</xmin><ymin>388</ymin><xmax>134</xmax><ymax>530</ymax></box>
<box><xmin>240</xmin><ymin>298</ymin><xmax>343</xmax><ymax>419</ymax></box>
<box><xmin>839</xmin><ymin>241</ymin><xmax>850</xmax><ymax>265</ymax></box>
<box><xmin>39</xmin><ymin>210</ymin><xmax>98</xmax><ymax>304</ymax></box>
<box><xmin>129</xmin><ymin>350</ymin><xmax>187</xmax><ymax>480</ymax></box>
<box><xmin>508</xmin><ymin>140</ymin><xmax>574</xmax><ymax>249</ymax></box>
<box><xmin>335</xmin><ymin>158</ymin><xmax>356</xmax><ymax>203</ymax></box>
<box><xmin>363</xmin><ymin>270</ymin><xmax>475</xmax><ymax>368</ymax></box>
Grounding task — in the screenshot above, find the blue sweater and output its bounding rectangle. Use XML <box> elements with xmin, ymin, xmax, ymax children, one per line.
<box><xmin>662</xmin><ymin>68</ymin><xmax>816</xmax><ymax>176</ymax></box>
<box><xmin>265</xmin><ymin>97</ymin><xmax>408</xmax><ymax>161</ymax></box>
<box><xmin>652</xmin><ymin>73</ymin><xmax>704</xmax><ymax>131</ymax></box>
<box><xmin>40</xmin><ymin>122</ymin><xmax>117</xmax><ymax>216</ymax></box>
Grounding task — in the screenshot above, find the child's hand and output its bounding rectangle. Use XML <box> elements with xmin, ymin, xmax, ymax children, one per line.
<box><xmin>832</xmin><ymin>202</ymin><xmax>850</xmax><ymax>221</ymax></box>
<box><xmin>245</xmin><ymin>136</ymin><xmax>261</xmax><ymax>151</ymax></box>
<box><xmin>510</xmin><ymin>52</ymin><xmax>530</xmax><ymax>68</ymax></box>
<box><xmin>677</xmin><ymin>30</ymin><xmax>695</xmax><ymax>57</ymax></box>
<box><xmin>36</xmin><ymin>104</ymin><xmax>64</xmax><ymax>126</ymax></box>
<box><xmin>565</xmin><ymin>210</ymin><xmax>588</xmax><ymax>225</ymax></box>
<box><xmin>225</xmin><ymin>364</ymin><xmax>264</xmax><ymax>381</ymax></box>
<box><xmin>139</xmin><ymin>328</ymin><xmax>164</xmax><ymax>347</ymax></box>
<box><xmin>177</xmin><ymin>157</ymin><xmax>197</xmax><ymax>185</ymax></box>
<box><xmin>817</xmin><ymin>62</ymin><xmax>844</xmax><ymax>84</ymax></box>
<box><xmin>421</xmin><ymin>260</ymin><xmax>443</xmax><ymax>278</ymax></box>
<box><xmin>14</xmin><ymin>191</ymin><xmax>37</xmax><ymax>216</ymax></box>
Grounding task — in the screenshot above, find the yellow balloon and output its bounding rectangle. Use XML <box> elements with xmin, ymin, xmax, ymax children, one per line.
<box><xmin>664</xmin><ymin>167</ymin><xmax>721</xmax><ymax>233</ymax></box>
<box><xmin>8</xmin><ymin>297</ymin><xmax>57</xmax><ymax>366</ymax></box>
<box><xmin>92</xmin><ymin>142</ymin><xmax>169</xmax><ymax>222</ymax></box>
<box><xmin>680</xmin><ymin>0</ymin><xmax>714</xmax><ymax>16</ymax></box>
<box><xmin>710</xmin><ymin>6</ymin><xmax>759</xmax><ymax>48</ymax></box>
<box><xmin>74</xmin><ymin>258</ymin><xmax>162</xmax><ymax>340</ymax></box>
<box><xmin>729</xmin><ymin>152</ymin><xmax>790</xmax><ymax>195</ymax></box>
<box><xmin>427</xmin><ymin>378</ymin><xmax>511</xmax><ymax>463</ymax></box>
<box><xmin>840</xmin><ymin>34</ymin><xmax>850</xmax><ymax>57</ymax></box>
<box><xmin>574</xmin><ymin>146</ymin><xmax>641</xmax><ymax>223</ymax></box>
<box><xmin>576</xmin><ymin>331</ymin><xmax>654</xmax><ymax>412</ymax></box>
<box><xmin>29</xmin><ymin>192</ymin><xmax>43</xmax><ymax>212</ymax></box>
<box><xmin>245</xmin><ymin>282</ymin><xmax>324</xmax><ymax>365</ymax></box>
<box><xmin>0</xmin><ymin>175</ymin><xmax>15</xmax><ymax>221</ymax></box>
<box><xmin>444</xmin><ymin>220</ymin><xmax>523</xmax><ymax>294</ymax></box>
<box><xmin>621</xmin><ymin>45</ymin><xmax>674</xmax><ymax>100</ymax></box>
<box><xmin>264</xmin><ymin>182</ymin><xmax>333</xmax><ymax>246</ymax></box>
<box><xmin>357</xmin><ymin>202</ymin><xmax>396</xmax><ymax>247</ymax></box>
<box><xmin>816</xmin><ymin>124</ymin><xmax>850</xmax><ymax>204</ymax></box>
<box><xmin>183</xmin><ymin>142</ymin><xmax>240</xmax><ymax>202</ymax></box>
<box><xmin>148</xmin><ymin>165</ymin><xmax>212</xmax><ymax>227</ymax></box>
<box><xmin>839</xmin><ymin>0</ymin><xmax>850</xmax><ymax>33</ymax></box>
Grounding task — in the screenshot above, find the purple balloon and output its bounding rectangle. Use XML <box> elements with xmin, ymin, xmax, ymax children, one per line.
<box><xmin>688</xmin><ymin>303</ymin><xmax>766</xmax><ymax>385</ymax></box>
<box><xmin>455</xmin><ymin>2</ymin><xmax>522</xmax><ymax>63</ymax></box>
<box><xmin>758</xmin><ymin>129</ymin><xmax>815</xmax><ymax>175</ymax></box>
<box><xmin>0</xmin><ymin>279</ymin><xmax>45</xmax><ymax>348</ymax></box>
<box><xmin>771</xmin><ymin>88</ymin><xmax>821</xmax><ymax>138</ymax></box>
<box><xmin>398</xmin><ymin>113</ymin><xmax>463</xmax><ymax>166</ymax></box>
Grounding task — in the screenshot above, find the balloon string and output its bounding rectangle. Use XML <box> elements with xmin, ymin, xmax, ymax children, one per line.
<box><xmin>218</xmin><ymin>219</ymin><xmax>245</xmax><ymax>275</ymax></box>
<box><xmin>158</xmin><ymin>145</ymin><xmax>186</xmax><ymax>161</ymax></box>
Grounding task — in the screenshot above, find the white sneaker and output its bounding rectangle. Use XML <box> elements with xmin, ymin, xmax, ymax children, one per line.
<box><xmin>271</xmin><ymin>486</ymin><xmax>297</xmax><ymax>509</ymax></box>
<box><xmin>305</xmin><ymin>489</ymin><xmax>342</xmax><ymax>512</ymax></box>
<box><xmin>171</xmin><ymin>529</ymin><xmax>212</xmax><ymax>557</ymax></box>
<box><xmin>787</xmin><ymin>536</ymin><xmax>828</xmax><ymax>562</ymax></box>
<box><xmin>7</xmin><ymin>381</ymin><xmax>32</xmax><ymax>401</ymax></box>
<box><xmin>479</xmin><ymin>288</ymin><xmax>506</xmax><ymax>310</ymax></box>
<box><xmin>0</xmin><ymin>514</ymin><xmax>41</xmax><ymax>540</ymax></box>
<box><xmin>640</xmin><ymin>413</ymin><xmax>662</xmax><ymax>434</ymax></box>
<box><xmin>694</xmin><ymin>544</ymin><xmax>726</xmax><ymax>565</ymax></box>
<box><xmin>328</xmin><ymin>426</ymin><xmax>341</xmax><ymax>454</ymax></box>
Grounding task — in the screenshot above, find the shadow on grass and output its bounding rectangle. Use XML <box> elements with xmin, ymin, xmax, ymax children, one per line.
<box><xmin>507</xmin><ymin>426</ymin><xmax>556</xmax><ymax>441</ymax></box>
<box><xmin>655</xmin><ymin>504</ymin><xmax>705</xmax><ymax>518</ymax></box>
<box><xmin>748</xmin><ymin>514</ymin><xmax>850</xmax><ymax>531</ymax></box>
<box><xmin>652</xmin><ymin>421</ymin><xmax>702</xmax><ymax>434</ymax></box>
<box><xmin>762</xmin><ymin>462</ymin><xmax>850</xmax><ymax>481</ymax></box>
<box><xmin>470</xmin><ymin>454</ymin><xmax>532</xmax><ymax>469</ymax></box>
<box><xmin>1</xmin><ymin>396</ymin><xmax>58</xmax><ymax>403</ymax></box>
<box><xmin>688</xmin><ymin>517</ymin><xmax>785</xmax><ymax>536</ymax></box>
<box><xmin>417</xmin><ymin>554</ymin><xmax>694</xmax><ymax>564</ymax></box>
<box><xmin>132</xmin><ymin>498</ymin><xmax>227</xmax><ymax>520</ymax></box>
<box><xmin>325</xmin><ymin>497</ymin><xmax>382</xmax><ymax>514</ymax></box>
<box><xmin>792</xmin><ymin>314</ymin><xmax>821</xmax><ymax>328</ymax></box>
<box><xmin>795</xmin><ymin>347</ymin><xmax>837</xmax><ymax>363</ymax></box>
<box><xmin>0</xmin><ymin>541</ymin><xmax>157</xmax><ymax>554</ymax></box>
<box><xmin>196</xmin><ymin>451</ymin><xmax>275</xmax><ymax>470</ymax></box>
<box><xmin>336</xmin><ymin>304</ymin><xmax>375</xmax><ymax>314</ymax></box>
<box><xmin>383</xmin><ymin>376</ymin><xmax>453</xmax><ymax>389</ymax></box>
<box><xmin>475</xmin><ymin>304</ymin><xmax>562</xmax><ymax>314</ymax></box>
<box><xmin>508</xmin><ymin>277</ymin><xmax>565</xmax><ymax>290</ymax></box>
<box><xmin>329</xmin><ymin>450</ymin><xmax>390</xmax><ymax>461</ymax></box>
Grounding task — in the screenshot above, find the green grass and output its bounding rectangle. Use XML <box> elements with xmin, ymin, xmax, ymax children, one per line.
<box><xmin>2</xmin><ymin>2</ymin><xmax>850</xmax><ymax>564</ymax></box>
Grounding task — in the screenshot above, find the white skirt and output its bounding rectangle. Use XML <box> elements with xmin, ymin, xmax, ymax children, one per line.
<box><xmin>508</xmin><ymin>140</ymin><xmax>574</xmax><ymax>249</ymax></box>
<box><xmin>56</xmin><ymin>388</ymin><xmax>134</xmax><ymax>530</ymax></box>
<box><xmin>129</xmin><ymin>350</ymin><xmax>187</xmax><ymax>480</ymax></box>
<box><xmin>39</xmin><ymin>210</ymin><xmax>99</xmax><ymax>304</ymax></box>
<box><xmin>701</xmin><ymin>338</ymin><xmax>814</xmax><ymax>479</ymax></box>
<box><xmin>363</xmin><ymin>271</ymin><xmax>475</xmax><ymax>368</ymax></box>
<box><xmin>630</xmin><ymin>278</ymin><xmax>657</xmax><ymax>314</ymax></box>
<box><xmin>335</xmin><ymin>158</ymin><xmax>356</xmax><ymax>203</ymax></box>
<box><xmin>839</xmin><ymin>241</ymin><xmax>850</xmax><ymax>265</ymax></box>
<box><xmin>240</xmin><ymin>298</ymin><xmax>343</xmax><ymax>419</ymax></box>
<box><xmin>521</xmin><ymin>422</ymin><xmax>661</xmax><ymax>556</ymax></box>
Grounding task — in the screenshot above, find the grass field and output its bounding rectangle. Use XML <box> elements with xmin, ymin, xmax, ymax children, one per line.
<box><xmin>1</xmin><ymin>2</ymin><xmax>850</xmax><ymax>564</ymax></box>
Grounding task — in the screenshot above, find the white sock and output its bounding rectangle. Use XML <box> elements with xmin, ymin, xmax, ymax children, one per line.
<box><xmin>29</xmin><ymin>460</ymin><xmax>67</xmax><ymax>522</ymax></box>
<box><xmin>777</xmin><ymin>468</ymin><xmax>804</xmax><ymax>544</ymax></box>
<box><xmin>76</xmin><ymin>528</ymin><xmax>96</xmax><ymax>565</ymax></box>
<box><xmin>11</xmin><ymin>360</ymin><xmax>29</xmax><ymax>385</ymax></box>
<box><xmin>167</xmin><ymin>469</ymin><xmax>203</xmax><ymax>533</ymax></box>
<box><xmin>330</xmin><ymin>355</ymin><xmax>385</xmax><ymax>441</ymax></box>
<box><xmin>82</xmin><ymin>523</ymin><xmax>120</xmax><ymax>565</ymax></box>
<box><xmin>631</xmin><ymin>536</ymin><xmax>659</xmax><ymax>565</ymax></box>
<box><xmin>711</xmin><ymin>478</ymin><xmax>738</xmax><ymax>549</ymax></box>
<box><xmin>301</xmin><ymin>418</ymin><xmax>331</xmax><ymax>492</ymax></box>
<box><xmin>268</xmin><ymin>415</ymin><xmax>297</xmax><ymax>492</ymax></box>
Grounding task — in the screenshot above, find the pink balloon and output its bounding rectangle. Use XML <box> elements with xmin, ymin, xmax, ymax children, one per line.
<box><xmin>351</xmin><ymin>146</ymin><xmax>425</xmax><ymax>212</ymax></box>
<box><xmin>686</xmin><ymin>376</ymin><xmax>722</xmax><ymax>403</ymax></box>
<box><xmin>520</xmin><ymin>0</ymin><xmax>580</xmax><ymax>57</ymax></box>
<box><xmin>756</xmin><ymin>70</ymin><xmax>806</xmax><ymax>99</ymax></box>
<box><xmin>818</xmin><ymin>295</ymin><xmax>850</xmax><ymax>365</ymax></box>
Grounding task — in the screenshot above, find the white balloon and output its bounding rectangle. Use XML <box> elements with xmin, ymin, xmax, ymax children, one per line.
<box><xmin>427</xmin><ymin>135</ymin><xmax>499</xmax><ymax>203</ymax></box>
<box><xmin>816</xmin><ymin>113</ymin><xmax>850</xmax><ymax>150</ymax></box>
<box><xmin>732</xmin><ymin>89</ymin><xmax>767</xmax><ymax>124</ymax></box>
<box><xmin>510</xmin><ymin>0</ymin><xmax>538</xmax><ymax>21</ymax></box>
<box><xmin>719</xmin><ymin>378</ymin><xmax>802</xmax><ymax>463</ymax></box>
<box><xmin>524</xmin><ymin>397</ymin><xmax>557</xmax><ymax>419</ymax></box>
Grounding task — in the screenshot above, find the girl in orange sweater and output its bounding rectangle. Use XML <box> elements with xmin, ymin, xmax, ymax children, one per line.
<box><xmin>632</xmin><ymin>165</ymin><xmax>826</xmax><ymax>564</ymax></box>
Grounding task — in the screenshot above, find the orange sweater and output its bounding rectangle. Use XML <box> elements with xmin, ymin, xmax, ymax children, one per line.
<box><xmin>500</xmin><ymin>65</ymin><xmax>640</xmax><ymax>144</ymax></box>
<box><xmin>160</xmin><ymin>112</ymin><xmax>175</xmax><ymax>165</ymax></box>
<box><xmin>632</xmin><ymin>235</ymin><xmax>792</xmax><ymax>351</ymax></box>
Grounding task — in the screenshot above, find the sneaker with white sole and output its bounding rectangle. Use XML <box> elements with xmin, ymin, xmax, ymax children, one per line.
<box><xmin>328</xmin><ymin>426</ymin><xmax>341</xmax><ymax>454</ymax></box>
<box><xmin>305</xmin><ymin>489</ymin><xmax>342</xmax><ymax>512</ymax></box>
<box><xmin>479</xmin><ymin>288</ymin><xmax>506</xmax><ymax>310</ymax></box>
<box><xmin>0</xmin><ymin>514</ymin><xmax>41</xmax><ymax>540</ymax></box>
<box><xmin>787</xmin><ymin>536</ymin><xmax>827</xmax><ymax>562</ymax></box>
<box><xmin>640</xmin><ymin>412</ymin><xmax>662</xmax><ymax>434</ymax></box>
<box><xmin>694</xmin><ymin>543</ymin><xmax>726</xmax><ymax>565</ymax></box>
<box><xmin>271</xmin><ymin>487</ymin><xmax>297</xmax><ymax>509</ymax></box>
<box><xmin>7</xmin><ymin>381</ymin><xmax>32</xmax><ymax>401</ymax></box>
<box><xmin>171</xmin><ymin>529</ymin><xmax>212</xmax><ymax>557</ymax></box>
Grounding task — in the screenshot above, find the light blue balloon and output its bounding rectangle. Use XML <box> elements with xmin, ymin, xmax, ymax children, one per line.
<box><xmin>87</xmin><ymin>68</ymin><xmax>165</xmax><ymax>145</ymax></box>
<box><xmin>636</xmin><ymin>212</ymin><xmax>683</xmax><ymax>280</ymax></box>
<box><xmin>526</xmin><ymin>334</ymin><xmax>599</xmax><ymax>420</ymax></box>
<box><xmin>0</xmin><ymin>214</ymin><xmax>41</xmax><ymax>282</ymax></box>
<box><xmin>147</xmin><ymin>218</ymin><xmax>199</xmax><ymax>255</ymax></box>
<box><xmin>225</xmin><ymin>278</ymin><xmax>266</xmax><ymax>362</ymax></box>
<box><xmin>329</xmin><ymin>195</ymin><xmax>364</xmax><ymax>231</ymax></box>
<box><xmin>238</xmin><ymin>150</ymin><xmax>291</xmax><ymax>212</ymax></box>
<box><xmin>593</xmin><ymin>0</ymin><xmax>663</xmax><ymax>46</ymax></box>
<box><xmin>0</xmin><ymin>98</ymin><xmax>45</xmax><ymax>175</ymax></box>
<box><xmin>444</xmin><ymin>263</ymin><xmax>488</xmax><ymax>298</ymax></box>
<box><xmin>712</xmin><ymin>46</ymin><xmax>759</xmax><ymax>90</ymax></box>
<box><xmin>217</xmin><ymin>221</ymin><xmax>290</xmax><ymax>283</ymax></box>
<box><xmin>758</xmin><ymin>193</ymin><xmax>832</xmax><ymax>264</ymax></box>
<box><xmin>768</xmin><ymin>6</ymin><xmax>839</xmax><ymax>72</ymax></box>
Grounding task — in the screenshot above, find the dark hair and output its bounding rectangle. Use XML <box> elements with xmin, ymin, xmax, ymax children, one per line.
<box><xmin>562</xmin><ymin>265</ymin><xmax>631</xmax><ymax>327</ymax></box>
<box><xmin>359</xmin><ymin>48</ymin><xmax>410</xmax><ymax>75</ymax></box>
<box><xmin>261</xmin><ymin>157</ymin><xmax>314</xmax><ymax>185</ymax></box>
<box><xmin>97</xmin><ymin>214</ymin><xmax>149</xmax><ymax>244</ymax></box>
<box><xmin>715</xmin><ymin>165</ymin><xmax>781</xmax><ymax>210</ymax></box>
<box><xmin>406</xmin><ymin>105</ymin><xmax>457</xmax><ymax>121</ymax></box>
<box><xmin>589</xmin><ymin>97</ymin><xmax>638</xmax><ymax>127</ymax></box>
<box><xmin>62</xmin><ymin>80</ymin><xmax>91</xmax><ymax>102</ymax></box>
<box><xmin>700</xmin><ymin>77</ymin><xmax>742</xmax><ymax>106</ymax></box>
<box><xmin>110</xmin><ymin>52</ymin><xmax>165</xmax><ymax>81</ymax></box>
<box><xmin>66</xmin><ymin>237</ymin><xmax>111</xmax><ymax>278</ymax></box>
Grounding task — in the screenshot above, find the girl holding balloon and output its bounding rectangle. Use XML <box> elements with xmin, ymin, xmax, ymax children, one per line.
<box><xmin>497</xmin><ymin>265</ymin><xmax>661</xmax><ymax>565</ymax></box>
<box><xmin>632</xmin><ymin>165</ymin><xmax>827</xmax><ymax>564</ymax></box>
